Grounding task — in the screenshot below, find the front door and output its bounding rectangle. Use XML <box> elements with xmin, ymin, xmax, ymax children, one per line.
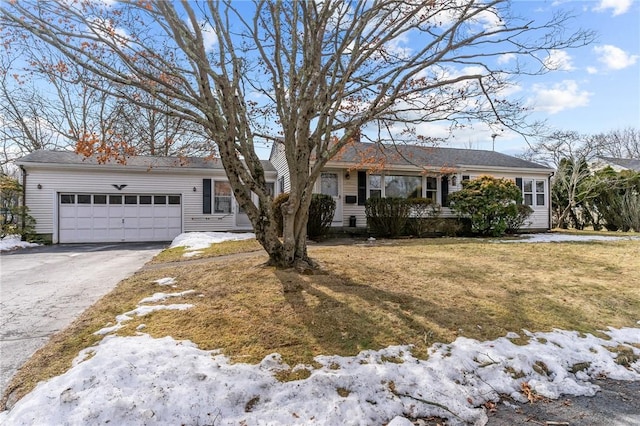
<box><xmin>320</xmin><ymin>171</ymin><xmax>342</xmax><ymax>226</ymax></box>
<box><xmin>235</xmin><ymin>199</ymin><xmax>252</xmax><ymax>229</ymax></box>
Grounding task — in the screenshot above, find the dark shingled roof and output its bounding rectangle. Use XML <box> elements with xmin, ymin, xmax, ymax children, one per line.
<box><xmin>598</xmin><ymin>156</ymin><xmax>640</xmax><ymax>172</ymax></box>
<box><xmin>331</xmin><ymin>142</ymin><xmax>551</xmax><ymax>170</ymax></box>
<box><xmin>17</xmin><ymin>150</ymin><xmax>276</xmax><ymax>172</ymax></box>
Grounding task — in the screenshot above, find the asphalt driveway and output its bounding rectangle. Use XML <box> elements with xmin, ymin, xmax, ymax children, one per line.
<box><xmin>0</xmin><ymin>242</ymin><xmax>165</xmax><ymax>398</ymax></box>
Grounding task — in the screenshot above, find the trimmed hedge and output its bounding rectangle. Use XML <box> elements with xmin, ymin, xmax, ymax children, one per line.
<box><xmin>365</xmin><ymin>197</ymin><xmax>410</xmax><ymax>237</ymax></box>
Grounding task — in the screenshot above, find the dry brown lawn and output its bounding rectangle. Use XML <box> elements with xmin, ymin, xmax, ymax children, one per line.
<box><xmin>3</xmin><ymin>236</ymin><xmax>639</xmax><ymax>408</ymax></box>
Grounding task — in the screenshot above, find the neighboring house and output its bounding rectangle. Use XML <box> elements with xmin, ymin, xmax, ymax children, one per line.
<box><xmin>271</xmin><ymin>141</ymin><xmax>554</xmax><ymax>231</ymax></box>
<box><xmin>17</xmin><ymin>150</ymin><xmax>276</xmax><ymax>243</ymax></box>
<box><xmin>18</xmin><ymin>143</ymin><xmax>553</xmax><ymax>244</ymax></box>
<box><xmin>591</xmin><ymin>156</ymin><xmax>640</xmax><ymax>173</ymax></box>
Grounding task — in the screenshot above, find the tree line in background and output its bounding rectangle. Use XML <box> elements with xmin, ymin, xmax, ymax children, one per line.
<box><xmin>525</xmin><ymin>128</ymin><xmax>640</xmax><ymax>232</ymax></box>
<box><xmin>1</xmin><ymin>46</ymin><xmax>212</xmax><ymax>174</ymax></box>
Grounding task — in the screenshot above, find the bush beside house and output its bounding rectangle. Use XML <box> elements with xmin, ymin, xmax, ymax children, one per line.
<box><xmin>448</xmin><ymin>176</ymin><xmax>531</xmax><ymax>237</ymax></box>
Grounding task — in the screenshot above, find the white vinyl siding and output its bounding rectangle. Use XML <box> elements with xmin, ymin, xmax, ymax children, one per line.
<box><xmin>269</xmin><ymin>142</ymin><xmax>290</xmax><ymax>194</ymax></box>
<box><xmin>22</xmin><ymin>166</ymin><xmax>276</xmax><ymax>242</ymax></box>
<box><xmin>324</xmin><ymin>169</ymin><xmax>552</xmax><ymax>231</ymax></box>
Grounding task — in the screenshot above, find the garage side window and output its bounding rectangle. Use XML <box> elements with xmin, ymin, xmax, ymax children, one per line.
<box><xmin>60</xmin><ymin>194</ymin><xmax>75</xmax><ymax>204</ymax></box>
<box><xmin>214</xmin><ymin>181</ymin><xmax>232</xmax><ymax>214</ymax></box>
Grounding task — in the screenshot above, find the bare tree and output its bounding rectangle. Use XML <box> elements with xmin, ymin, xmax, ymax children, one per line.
<box><xmin>1</xmin><ymin>38</ymin><xmax>209</xmax><ymax>169</ymax></box>
<box><xmin>590</xmin><ymin>128</ymin><xmax>640</xmax><ymax>159</ymax></box>
<box><xmin>0</xmin><ymin>53</ymin><xmax>67</xmax><ymax>171</ymax></box>
<box><xmin>1</xmin><ymin>0</ymin><xmax>594</xmax><ymax>268</ymax></box>
<box><xmin>109</xmin><ymin>91</ymin><xmax>211</xmax><ymax>157</ymax></box>
<box><xmin>525</xmin><ymin>131</ymin><xmax>599</xmax><ymax>228</ymax></box>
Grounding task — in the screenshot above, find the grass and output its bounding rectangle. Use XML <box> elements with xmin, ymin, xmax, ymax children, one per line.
<box><xmin>3</xmin><ymin>235</ymin><xmax>640</xmax><ymax>409</ymax></box>
<box><xmin>149</xmin><ymin>238</ymin><xmax>263</xmax><ymax>264</ymax></box>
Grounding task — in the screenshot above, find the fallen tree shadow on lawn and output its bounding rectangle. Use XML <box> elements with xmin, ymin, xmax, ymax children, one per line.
<box><xmin>276</xmin><ymin>267</ymin><xmax>596</xmax><ymax>359</ymax></box>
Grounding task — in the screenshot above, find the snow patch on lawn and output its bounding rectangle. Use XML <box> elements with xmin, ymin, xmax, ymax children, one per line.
<box><xmin>154</xmin><ymin>277</ymin><xmax>176</xmax><ymax>286</ymax></box>
<box><xmin>94</xmin><ymin>288</ymin><xmax>196</xmax><ymax>336</ymax></box>
<box><xmin>170</xmin><ymin>232</ymin><xmax>255</xmax><ymax>254</ymax></box>
<box><xmin>0</xmin><ymin>235</ymin><xmax>39</xmax><ymax>252</ymax></box>
<box><xmin>2</xmin><ymin>327</ymin><xmax>638</xmax><ymax>425</ymax></box>
<box><xmin>139</xmin><ymin>290</ymin><xmax>196</xmax><ymax>304</ymax></box>
<box><xmin>500</xmin><ymin>233</ymin><xmax>640</xmax><ymax>244</ymax></box>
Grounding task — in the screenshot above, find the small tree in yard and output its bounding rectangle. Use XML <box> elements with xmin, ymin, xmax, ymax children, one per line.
<box><xmin>1</xmin><ymin>1</ymin><xmax>593</xmax><ymax>269</ymax></box>
<box><xmin>449</xmin><ymin>176</ymin><xmax>527</xmax><ymax>237</ymax></box>
<box><xmin>0</xmin><ymin>175</ymin><xmax>35</xmax><ymax>239</ymax></box>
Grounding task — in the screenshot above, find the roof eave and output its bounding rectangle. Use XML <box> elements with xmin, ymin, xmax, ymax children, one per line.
<box><xmin>322</xmin><ymin>160</ymin><xmax>553</xmax><ymax>174</ymax></box>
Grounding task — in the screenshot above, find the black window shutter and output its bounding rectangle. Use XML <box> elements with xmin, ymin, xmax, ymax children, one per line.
<box><xmin>357</xmin><ymin>171</ymin><xmax>367</xmax><ymax>205</ymax></box>
<box><xmin>203</xmin><ymin>179</ymin><xmax>212</xmax><ymax>214</ymax></box>
<box><xmin>515</xmin><ymin>177</ymin><xmax>523</xmax><ymax>205</ymax></box>
<box><xmin>441</xmin><ymin>176</ymin><xmax>449</xmax><ymax>207</ymax></box>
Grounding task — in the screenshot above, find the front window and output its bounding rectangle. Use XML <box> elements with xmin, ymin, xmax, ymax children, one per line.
<box><xmin>369</xmin><ymin>174</ymin><xmax>382</xmax><ymax>198</ymax></box>
<box><xmin>368</xmin><ymin>174</ymin><xmax>432</xmax><ymax>199</ymax></box>
<box><xmin>425</xmin><ymin>177</ymin><xmax>437</xmax><ymax>202</ymax></box>
<box><xmin>266</xmin><ymin>182</ymin><xmax>275</xmax><ymax>197</ymax></box>
<box><xmin>522</xmin><ymin>179</ymin><xmax>546</xmax><ymax>207</ymax></box>
<box><xmin>536</xmin><ymin>180</ymin><xmax>546</xmax><ymax>206</ymax></box>
<box><xmin>384</xmin><ymin>175</ymin><xmax>422</xmax><ymax>198</ymax></box>
<box><xmin>278</xmin><ymin>176</ymin><xmax>285</xmax><ymax>194</ymax></box>
<box><xmin>214</xmin><ymin>181</ymin><xmax>232</xmax><ymax>213</ymax></box>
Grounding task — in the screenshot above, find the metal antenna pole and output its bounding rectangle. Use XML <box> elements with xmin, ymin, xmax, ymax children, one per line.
<box><xmin>491</xmin><ymin>133</ymin><xmax>498</xmax><ymax>151</ymax></box>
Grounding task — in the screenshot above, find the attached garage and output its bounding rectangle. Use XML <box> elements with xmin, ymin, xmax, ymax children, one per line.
<box><xmin>58</xmin><ymin>193</ymin><xmax>182</xmax><ymax>243</ymax></box>
<box><xmin>17</xmin><ymin>150</ymin><xmax>278</xmax><ymax>244</ymax></box>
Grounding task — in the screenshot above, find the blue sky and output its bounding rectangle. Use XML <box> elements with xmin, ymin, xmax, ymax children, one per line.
<box><xmin>456</xmin><ymin>0</ymin><xmax>639</xmax><ymax>155</ymax></box>
<box><xmin>250</xmin><ymin>0</ymin><xmax>640</xmax><ymax>159</ymax></box>
<box><xmin>3</xmin><ymin>0</ymin><xmax>637</xmax><ymax>160</ymax></box>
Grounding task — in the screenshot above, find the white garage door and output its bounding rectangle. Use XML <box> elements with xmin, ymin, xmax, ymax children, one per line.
<box><xmin>59</xmin><ymin>193</ymin><xmax>182</xmax><ymax>243</ymax></box>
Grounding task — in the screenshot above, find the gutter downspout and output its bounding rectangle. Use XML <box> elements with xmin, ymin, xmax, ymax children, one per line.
<box><xmin>548</xmin><ymin>171</ymin><xmax>554</xmax><ymax>231</ymax></box>
<box><xmin>19</xmin><ymin>165</ymin><xmax>27</xmax><ymax>238</ymax></box>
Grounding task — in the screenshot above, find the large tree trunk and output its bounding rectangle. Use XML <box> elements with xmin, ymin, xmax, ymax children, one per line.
<box><xmin>267</xmin><ymin>184</ymin><xmax>315</xmax><ymax>270</ymax></box>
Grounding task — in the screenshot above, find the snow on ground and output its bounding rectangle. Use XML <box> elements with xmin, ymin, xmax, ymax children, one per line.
<box><xmin>500</xmin><ymin>233</ymin><xmax>640</xmax><ymax>244</ymax></box>
<box><xmin>154</xmin><ymin>277</ymin><xmax>176</xmax><ymax>286</ymax></box>
<box><xmin>0</xmin><ymin>235</ymin><xmax>39</xmax><ymax>252</ymax></box>
<box><xmin>1</xmin><ymin>323</ymin><xmax>639</xmax><ymax>425</ymax></box>
<box><xmin>1</xmin><ymin>233</ymin><xmax>639</xmax><ymax>425</ymax></box>
<box><xmin>94</xmin><ymin>282</ymin><xmax>196</xmax><ymax>336</ymax></box>
<box><xmin>170</xmin><ymin>232</ymin><xmax>255</xmax><ymax>254</ymax></box>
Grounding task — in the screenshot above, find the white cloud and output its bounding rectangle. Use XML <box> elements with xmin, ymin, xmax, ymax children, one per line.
<box><xmin>544</xmin><ymin>50</ymin><xmax>575</xmax><ymax>71</ymax></box>
<box><xmin>199</xmin><ymin>21</ymin><xmax>218</xmax><ymax>51</ymax></box>
<box><xmin>594</xmin><ymin>45</ymin><xmax>639</xmax><ymax>70</ymax></box>
<box><xmin>586</xmin><ymin>66</ymin><xmax>598</xmax><ymax>74</ymax></box>
<box><xmin>89</xmin><ymin>17</ymin><xmax>130</xmax><ymax>48</ymax></box>
<box><xmin>593</xmin><ymin>0</ymin><xmax>632</xmax><ymax>16</ymax></box>
<box><xmin>529</xmin><ymin>80</ymin><xmax>591</xmax><ymax>114</ymax></box>
<box><xmin>497</xmin><ymin>53</ymin><xmax>516</xmax><ymax>65</ymax></box>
